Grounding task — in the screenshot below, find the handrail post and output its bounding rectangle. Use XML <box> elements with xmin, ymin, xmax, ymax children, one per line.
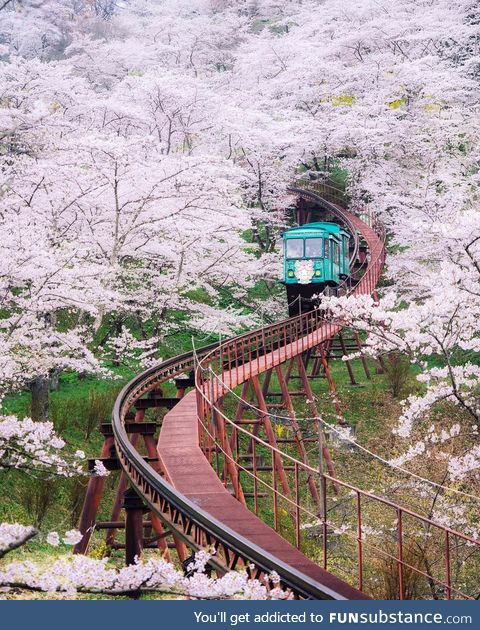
<box><xmin>445</xmin><ymin>530</ymin><xmax>452</xmax><ymax>600</ymax></box>
<box><xmin>241</xmin><ymin>338</ymin><xmax>246</xmax><ymax>381</ymax></box>
<box><xmin>252</xmin><ymin>439</ymin><xmax>259</xmax><ymax>515</ymax></box>
<box><xmin>221</xmin><ymin>339</ymin><xmax>226</xmax><ymax>396</ymax></box>
<box><xmin>295</xmin><ymin>462</ymin><xmax>301</xmax><ymax>549</ymax></box>
<box><xmin>397</xmin><ymin>508</ymin><xmax>405</xmax><ymax>600</ymax></box>
<box><xmin>256</xmin><ymin>333</ymin><xmax>260</xmax><ymax>373</ymax></box>
<box><xmin>318</xmin><ymin>417</ymin><xmax>327</xmax><ymax>569</ymax></box>
<box><xmin>356</xmin><ymin>492</ymin><xmax>363</xmax><ymax>591</ymax></box>
<box><xmin>210</xmin><ymin>368</ymin><xmax>220</xmax><ymax>477</ymax></box>
<box><xmin>272</xmin><ymin>449</ymin><xmax>279</xmax><ymax>531</ymax></box>
<box><xmin>322</xmin><ymin>475</ymin><xmax>328</xmax><ymax>570</ymax></box>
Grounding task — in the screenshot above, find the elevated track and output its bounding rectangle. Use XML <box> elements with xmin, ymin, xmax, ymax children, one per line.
<box><xmin>77</xmin><ymin>182</ymin><xmax>480</xmax><ymax>600</ymax></box>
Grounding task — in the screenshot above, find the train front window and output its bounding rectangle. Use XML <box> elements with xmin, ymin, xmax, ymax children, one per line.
<box><xmin>286</xmin><ymin>239</ymin><xmax>303</xmax><ymax>259</ymax></box>
<box><xmin>305</xmin><ymin>238</ymin><xmax>323</xmax><ymax>258</ymax></box>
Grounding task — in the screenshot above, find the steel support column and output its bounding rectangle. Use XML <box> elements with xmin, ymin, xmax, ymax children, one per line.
<box><xmin>123</xmin><ymin>487</ymin><xmax>147</xmax><ymax>566</ymax></box>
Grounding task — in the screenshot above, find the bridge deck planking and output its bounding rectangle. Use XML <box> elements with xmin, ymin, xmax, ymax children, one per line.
<box><xmin>158</xmin><ymin>392</ymin><xmax>368</xmax><ymax>599</ymax></box>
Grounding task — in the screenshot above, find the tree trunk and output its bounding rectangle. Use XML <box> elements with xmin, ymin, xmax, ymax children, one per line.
<box><xmin>30</xmin><ymin>377</ymin><xmax>49</xmax><ymax>421</ymax></box>
<box><xmin>49</xmin><ymin>370</ymin><xmax>60</xmax><ymax>391</ymax></box>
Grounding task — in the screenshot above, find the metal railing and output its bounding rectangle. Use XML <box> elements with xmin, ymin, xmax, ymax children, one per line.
<box><xmin>195</xmin><ymin>372</ymin><xmax>480</xmax><ymax>599</ymax></box>
<box><xmin>111</xmin><ymin>344</ymin><xmax>351</xmax><ymax>599</ymax></box>
<box><xmin>109</xmin><ymin>180</ymin><xmax>480</xmax><ymax>600</ymax></box>
<box><xmin>109</xmin><ymin>182</ymin><xmax>380</xmax><ymax>599</ymax></box>
<box><xmin>193</xmin><ymin>183</ymin><xmax>480</xmax><ymax>600</ymax></box>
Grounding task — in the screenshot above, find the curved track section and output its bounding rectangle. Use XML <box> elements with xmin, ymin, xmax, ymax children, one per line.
<box><xmin>112</xmin><ymin>189</ymin><xmax>384</xmax><ymax>599</ymax></box>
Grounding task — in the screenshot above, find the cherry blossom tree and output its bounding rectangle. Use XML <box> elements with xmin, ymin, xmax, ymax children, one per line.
<box><xmin>0</xmin><ymin>2</ymin><xmax>282</xmax><ymax>415</ymax></box>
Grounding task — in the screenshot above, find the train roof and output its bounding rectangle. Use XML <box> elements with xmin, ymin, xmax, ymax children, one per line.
<box><xmin>282</xmin><ymin>222</ymin><xmax>350</xmax><ymax>239</ymax></box>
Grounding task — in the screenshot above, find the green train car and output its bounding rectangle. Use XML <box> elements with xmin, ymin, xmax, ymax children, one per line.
<box><xmin>282</xmin><ymin>222</ymin><xmax>350</xmax><ymax>314</ymax></box>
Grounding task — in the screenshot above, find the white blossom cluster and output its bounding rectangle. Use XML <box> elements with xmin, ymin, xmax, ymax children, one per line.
<box><xmin>0</xmin><ymin>415</ymin><xmax>84</xmax><ymax>476</ymax></box>
<box><xmin>324</xmin><ymin>291</ymin><xmax>480</xmax><ymax>481</ymax></box>
<box><xmin>46</xmin><ymin>529</ymin><xmax>83</xmax><ymax>547</ymax></box>
<box><xmin>92</xmin><ymin>459</ymin><xmax>110</xmax><ymax>477</ymax></box>
<box><xmin>389</xmin><ymin>425</ymin><xmax>462</xmax><ymax>468</ymax></box>
<box><xmin>0</xmin><ymin>550</ymin><xmax>290</xmax><ymax>600</ymax></box>
<box><xmin>0</xmin><ymin>523</ymin><xmax>37</xmax><ymax>558</ymax></box>
<box><xmin>448</xmin><ymin>446</ymin><xmax>480</xmax><ymax>481</ymax></box>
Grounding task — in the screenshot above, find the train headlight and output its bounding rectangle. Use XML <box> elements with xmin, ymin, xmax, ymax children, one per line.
<box><xmin>315</xmin><ymin>269</ymin><xmax>322</xmax><ymax>277</ymax></box>
<box><xmin>288</xmin><ymin>270</ymin><xmax>295</xmax><ymax>278</ymax></box>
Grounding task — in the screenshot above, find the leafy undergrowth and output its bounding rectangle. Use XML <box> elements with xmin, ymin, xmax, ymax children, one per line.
<box><xmin>0</xmin><ymin>370</ymin><xmax>132</xmax><ymax>532</ymax></box>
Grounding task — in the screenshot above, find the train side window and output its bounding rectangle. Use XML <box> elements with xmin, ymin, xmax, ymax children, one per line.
<box><xmin>324</xmin><ymin>240</ymin><xmax>330</xmax><ymax>258</ymax></box>
<box><xmin>305</xmin><ymin>238</ymin><xmax>323</xmax><ymax>258</ymax></box>
<box><xmin>334</xmin><ymin>242</ymin><xmax>340</xmax><ymax>264</ymax></box>
<box><xmin>286</xmin><ymin>238</ymin><xmax>304</xmax><ymax>259</ymax></box>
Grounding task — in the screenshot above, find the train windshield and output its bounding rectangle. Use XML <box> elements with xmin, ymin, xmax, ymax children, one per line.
<box><xmin>305</xmin><ymin>238</ymin><xmax>323</xmax><ymax>258</ymax></box>
<box><xmin>286</xmin><ymin>239</ymin><xmax>303</xmax><ymax>259</ymax></box>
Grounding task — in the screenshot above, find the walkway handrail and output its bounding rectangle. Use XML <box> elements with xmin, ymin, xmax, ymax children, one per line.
<box><xmin>111</xmin><ymin>344</ymin><xmax>351</xmax><ymax>599</ymax></box>
<box><xmin>110</xmin><ymin>181</ymin><xmax>385</xmax><ymax>599</ymax></box>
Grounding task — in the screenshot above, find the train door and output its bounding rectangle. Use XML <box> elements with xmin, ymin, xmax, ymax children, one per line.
<box><xmin>333</xmin><ymin>239</ymin><xmax>340</xmax><ymax>282</ymax></box>
<box><xmin>324</xmin><ymin>238</ymin><xmax>331</xmax><ymax>281</ymax></box>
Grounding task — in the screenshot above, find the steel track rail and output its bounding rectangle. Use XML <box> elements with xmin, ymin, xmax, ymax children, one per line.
<box><xmin>111</xmin><ymin>187</ymin><xmax>384</xmax><ymax>599</ymax></box>
<box><xmin>112</xmin><ymin>347</ymin><xmax>350</xmax><ymax>599</ymax></box>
